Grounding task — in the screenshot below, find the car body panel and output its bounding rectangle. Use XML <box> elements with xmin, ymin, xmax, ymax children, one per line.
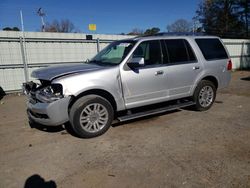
<box><xmin>31</xmin><ymin>63</ymin><xmax>104</xmax><ymax>81</ymax></box>
<box><xmin>53</xmin><ymin>66</ymin><xmax>126</xmax><ymax>111</ymax></box>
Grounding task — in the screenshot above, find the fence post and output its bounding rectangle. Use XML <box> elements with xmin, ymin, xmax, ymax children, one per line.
<box><xmin>20</xmin><ymin>37</ymin><xmax>29</xmax><ymax>82</ymax></box>
<box><xmin>97</xmin><ymin>38</ymin><xmax>100</xmax><ymax>53</ymax></box>
<box><xmin>240</xmin><ymin>41</ymin><xmax>245</xmax><ymax>70</ymax></box>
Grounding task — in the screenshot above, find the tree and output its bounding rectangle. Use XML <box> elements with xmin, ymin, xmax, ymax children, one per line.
<box><xmin>3</xmin><ymin>27</ymin><xmax>12</xmax><ymax>31</ymax></box>
<box><xmin>166</xmin><ymin>19</ymin><xmax>192</xmax><ymax>32</ymax></box>
<box><xmin>144</xmin><ymin>27</ymin><xmax>160</xmax><ymax>35</ymax></box>
<box><xmin>127</xmin><ymin>28</ymin><xmax>144</xmax><ymax>35</ymax></box>
<box><xmin>127</xmin><ymin>27</ymin><xmax>160</xmax><ymax>36</ymax></box>
<box><xmin>195</xmin><ymin>0</ymin><xmax>246</xmax><ymax>38</ymax></box>
<box><xmin>44</xmin><ymin>19</ymin><xmax>76</xmax><ymax>33</ymax></box>
<box><xmin>12</xmin><ymin>27</ymin><xmax>20</xmax><ymax>31</ymax></box>
<box><xmin>235</xmin><ymin>0</ymin><xmax>250</xmax><ymax>37</ymax></box>
<box><xmin>3</xmin><ymin>27</ymin><xmax>20</xmax><ymax>31</ymax></box>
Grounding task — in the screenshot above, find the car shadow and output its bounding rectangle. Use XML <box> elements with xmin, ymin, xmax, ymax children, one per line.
<box><xmin>241</xmin><ymin>76</ymin><xmax>250</xmax><ymax>81</ymax></box>
<box><xmin>29</xmin><ymin>121</ymin><xmax>64</xmax><ymax>132</ymax></box>
<box><xmin>182</xmin><ymin>100</ymin><xmax>223</xmax><ymax>111</ymax></box>
<box><xmin>24</xmin><ymin>174</ymin><xmax>56</xmax><ymax>188</ymax></box>
<box><xmin>112</xmin><ymin>109</ymin><xmax>181</xmax><ymax>127</ymax></box>
<box><xmin>0</xmin><ymin>86</ymin><xmax>6</xmax><ymax>101</ymax></box>
<box><xmin>29</xmin><ymin>107</ymin><xmax>190</xmax><ymax>137</ymax></box>
<box><xmin>215</xmin><ymin>100</ymin><xmax>223</xmax><ymax>104</ymax></box>
<box><xmin>29</xmin><ymin>121</ymin><xmax>79</xmax><ymax>138</ymax></box>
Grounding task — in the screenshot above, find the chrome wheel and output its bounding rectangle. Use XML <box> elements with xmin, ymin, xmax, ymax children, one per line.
<box><xmin>79</xmin><ymin>103</ymin><xmax>108</xmax><ymax>133</ymax></box>
<box><xmin>198</xmin><ymin>86</ymin><xmax>214</xmax><ymax>108</ymax></box>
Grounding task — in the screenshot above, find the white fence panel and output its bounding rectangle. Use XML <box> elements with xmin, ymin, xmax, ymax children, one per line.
<box><xmin>222</xmin><ymin>39</ymin><xmax>250</xmax><ymax>69</ymax></box>
<box><xmin>0</xmin><ymin>31</ymin><xmax>249</xmax><ymax>92</ymax></box>
<box><xmin>0</xmin><ymin>31</ymin><xmax>133</xmax><ymax>92</ymax></box>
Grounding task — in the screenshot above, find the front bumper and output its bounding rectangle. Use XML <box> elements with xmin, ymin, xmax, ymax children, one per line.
<box><xmin>27</xmin><ymin>96</ymin><xmax>71</xmax><ymax>126</ymax></box>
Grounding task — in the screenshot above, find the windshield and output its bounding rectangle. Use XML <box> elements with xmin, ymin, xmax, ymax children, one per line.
<box><xmin>89</xmin><ymin>40</ymin><xmax>135</xmax><ymax>66</ymax></box>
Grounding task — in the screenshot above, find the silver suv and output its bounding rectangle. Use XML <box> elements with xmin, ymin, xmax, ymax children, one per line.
<box><xmin>23</xmin><ymin>35</ymin><xmax>232</xmax><ymax>138</ymax></box>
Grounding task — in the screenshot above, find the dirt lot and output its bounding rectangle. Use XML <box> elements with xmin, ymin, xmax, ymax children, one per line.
<box><xmin>0</xmin><ymin>71</ymin><xmax>250</xmax><ymax>188</ymax></box>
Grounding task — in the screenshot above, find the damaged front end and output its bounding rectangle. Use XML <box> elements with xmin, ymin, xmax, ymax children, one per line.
<box><xmin>23</xmin><ymin>80</ymin><xmax>70</xmax><ymax>126</ymax></box>
<box><xmin>23</xmin><ymin>80</ymin><xmax>64</xmax><ymax>103</ymax></box>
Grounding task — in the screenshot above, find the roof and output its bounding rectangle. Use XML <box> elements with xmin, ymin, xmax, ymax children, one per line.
<box><xmin>131</xmin><ymin>32</ymin><xmax>219</xmax><ymax>41</ymax></box>
<box><xmin>118</xmin><ymin>32</ymin><xmax>219</xmax><ymax>43</ymax></box>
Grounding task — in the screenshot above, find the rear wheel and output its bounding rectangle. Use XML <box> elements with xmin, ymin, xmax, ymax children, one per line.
<box><xmin>69</xmin><ymin>95</ymin><xmax>114</xmax><ymax>138</ymax></box>
<box><xmin>193</xmin><ymin>80</ymin><xmax>216</xmax><ymax>111</ymax></box>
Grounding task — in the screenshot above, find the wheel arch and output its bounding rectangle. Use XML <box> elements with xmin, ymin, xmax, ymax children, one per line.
<box><xmin>68</xmin><ymin>89</ymin><xmax>117</xmax><ymax>114</ymax></box>
<box><xmin>201</xmin><ymin>75</ymin><xmax>218</xmax><ymax>89</ymax></box>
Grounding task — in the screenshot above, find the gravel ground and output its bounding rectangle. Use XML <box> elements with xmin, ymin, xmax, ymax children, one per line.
<box><xmin>0</xmin><ymin>71</ymin><xmax>250</xmax><ymax>188</ymax></box>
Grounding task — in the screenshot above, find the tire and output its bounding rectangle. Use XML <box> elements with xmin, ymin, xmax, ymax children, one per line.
<box><xmin>69</xmin><ymin>95</ymin><xmax>114</xmax><ymax>138</ymax></box>
<box><xmin>193</xmin><ymin>80</ymin><xmax>216</xmax><ymax>111</ymax></box>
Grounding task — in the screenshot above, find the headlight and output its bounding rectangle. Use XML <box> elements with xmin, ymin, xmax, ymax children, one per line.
<box><xmin>36</xmin><ymin>84</ymin><xmax>63</xmax><ymax>103</ymax></box>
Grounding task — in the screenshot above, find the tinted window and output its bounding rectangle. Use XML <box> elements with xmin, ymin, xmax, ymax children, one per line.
<box><xmin>164</xmin><ymin>39</ymin><xmax>189</xmax><ymax>63</ymax></box>
<box><xmin>133</xmin><ymin>40</ymin><xmax>162</xmax><ymax>66</ymax></box>
<box><xmin>195</xmin><ymin>38</ymin><xmax>228</xmax><ymax>60</ymax></box>
<box><xmin>184</xmin><ymin>40</ymin><xmax>196</xmax><ymax>61</ymax></box>
<box><xmin>160</xmin><ymin>40</ymin><xmax>170</xmax><ymax>63</ymax></box>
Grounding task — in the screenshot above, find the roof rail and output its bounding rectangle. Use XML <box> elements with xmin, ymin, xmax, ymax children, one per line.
<box><xmin>149</xmin><ymin>32</ymin><xmax>207</xmax><ymax>36</ymax></box>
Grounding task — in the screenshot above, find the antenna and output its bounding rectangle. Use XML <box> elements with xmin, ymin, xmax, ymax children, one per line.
<box><xmin>37</xmin><ymin>8</ymin><xmax>46</xmax><ymax>32</ymax></box>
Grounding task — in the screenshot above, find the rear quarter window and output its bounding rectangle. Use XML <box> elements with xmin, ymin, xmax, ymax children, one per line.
<box><xmin>195</xmin><ymin>38</ymin><xmax>228</xmax><ymax>60</ymax></box>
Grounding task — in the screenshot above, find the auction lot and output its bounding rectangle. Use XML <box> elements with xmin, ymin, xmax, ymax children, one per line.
<box><xmin>0</xmin><ymin>71</ymin><xmax>250</xmax><ymax>188</ymax></box>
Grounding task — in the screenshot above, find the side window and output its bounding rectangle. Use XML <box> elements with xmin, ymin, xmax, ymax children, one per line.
<box><xmin>184</xmin><ymin>40</ymin><xmax>196</xmax><ymax>61</ymax></box>
<box><xmin>195</xmin><ymin>38</ymin><xmax>228</xmax><ymax>60</ymax></box>
<box><xmin>165</xmin><ymin>39</ymin><xmax>189</xmax><ymax>63</ymax></box>
<box><xmin>160</xmin><ymin>40</ymin><xmax>170</xmax><ymax>64</ymax></box>
<box><xmin>132</xmin><ymin>40</ymin><xmax>162</xmax><ymax>66</ymax></box>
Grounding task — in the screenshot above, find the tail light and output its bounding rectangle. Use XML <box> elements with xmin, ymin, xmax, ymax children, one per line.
<box><xmin>227</xmin><ymin>59</ymin><xmax>232</xmax><ymax>71</ymax></box>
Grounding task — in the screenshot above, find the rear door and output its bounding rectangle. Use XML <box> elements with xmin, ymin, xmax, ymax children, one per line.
<box><xmin>162</xmin><ymin>39</ymin><xmax>202</xmax><ymax>99</ymax></box>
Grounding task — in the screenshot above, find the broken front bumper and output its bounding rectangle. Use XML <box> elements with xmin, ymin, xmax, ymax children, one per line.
<box><xmin>23</xmin><ymin>81</ymin><xmax>70</xmax><ymax>126</ymax></box>
<box><xmin>26</xmin><ymin>96</ymin><xmax>71</xmax><ymax>126</ymax></box>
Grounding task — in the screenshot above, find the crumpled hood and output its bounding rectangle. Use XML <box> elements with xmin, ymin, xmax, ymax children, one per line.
<box><xmin>31</xmin><ymin>63</ymin><xmax>103</xmax><ymax>81</ymax></box>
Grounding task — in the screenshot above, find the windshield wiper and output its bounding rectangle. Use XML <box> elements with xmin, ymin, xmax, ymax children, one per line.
<box><xmin>88</xmin><ymin>60</ymin><xmax>103</xmax><ymax>65</ymax></box>
<box><xmin>88</xmin><ymin>60</ymin><xmax>116</xmax><ymax>66</ymax></box>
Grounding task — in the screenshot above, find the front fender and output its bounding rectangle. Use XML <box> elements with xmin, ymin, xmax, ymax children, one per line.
<box><xmin>52</xmin><ymin>69</ymin><xmax>126</xmax><ymax>111</ymax></box>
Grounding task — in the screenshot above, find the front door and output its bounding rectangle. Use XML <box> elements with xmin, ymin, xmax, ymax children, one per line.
<box><xmin>120</xmin><ymin>40</ymin><xmax>168</xmax><ymax>109</ymax></box>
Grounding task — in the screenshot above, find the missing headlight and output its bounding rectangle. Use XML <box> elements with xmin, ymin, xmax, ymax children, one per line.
<box><xmin>22</xmin><ymin>81</ymin><xmax>38</xmax><ymax>95</ymax></box>
<box><xmin>36</xmin><ymin>84</ymin><xmax>63</xmax><ymax>103</ymax></box>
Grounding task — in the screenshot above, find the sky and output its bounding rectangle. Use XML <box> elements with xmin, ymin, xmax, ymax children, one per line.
<box><xmin>0</xmin><ymin>0</ymin><xmax>201</xmax><ymax>34</ymax></box>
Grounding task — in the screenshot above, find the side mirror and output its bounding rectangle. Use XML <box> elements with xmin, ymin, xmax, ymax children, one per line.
<box><xmin>127</xmin><ymin>57</ymin><xmax>145</xmax><ymax>68</ymax></box>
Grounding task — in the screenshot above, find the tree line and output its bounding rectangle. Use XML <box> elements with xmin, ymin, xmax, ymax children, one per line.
<box><xmin>195</xmin><ymin>0</ymin><xmax>249</xmax><ymax>38</ymax></box>
<box><xmin>129</xmin><ymin>0</ymin><xmax>249</xmax><ymax>38</ymax></box>
<box><xmin>2</xmin><ymin>19</ymin><xmax>79</xmax><ymax>33</ymax></box>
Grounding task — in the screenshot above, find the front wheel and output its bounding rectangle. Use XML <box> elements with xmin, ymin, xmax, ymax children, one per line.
<box><xmin>193</xmin><ymin>80</ymin><xmax>216</xmax><ymax>111</ymax></box>
<box><xmin>69</xmin><ymin>95</ymin><xmax>114</xmax><ymax>138</ymax></box>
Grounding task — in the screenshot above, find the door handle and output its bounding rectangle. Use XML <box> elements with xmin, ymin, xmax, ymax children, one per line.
<box><xmin>193</xmin><ymin>66</ymin><xmax>200</xmax><ymax>70</ymax></box>
<box><xmin>155</xmin><ymin>70</ymin><xmax>164</xmax><ymax>75</ymax></box>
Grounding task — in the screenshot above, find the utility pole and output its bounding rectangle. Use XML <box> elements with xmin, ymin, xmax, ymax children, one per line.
<box><xmin>20</xmin><ymin>10</ymin><xmax>24</xmax><ymax>32</ymax></box>
<box><xmin>20</xmin><ymin>10</ymin><xmax>29</xmax><ymax>82</ymax></box>
<box><xmin>37</xmin><ymin>8</ymin><xmax>46</xmax><ymax>32</ymax></box>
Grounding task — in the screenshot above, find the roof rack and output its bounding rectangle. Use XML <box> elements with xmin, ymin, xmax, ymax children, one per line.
<box><xmin>148</xmin><ymin>32</ymin><xmax>207</xmax><ymax>36</ymax></box>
